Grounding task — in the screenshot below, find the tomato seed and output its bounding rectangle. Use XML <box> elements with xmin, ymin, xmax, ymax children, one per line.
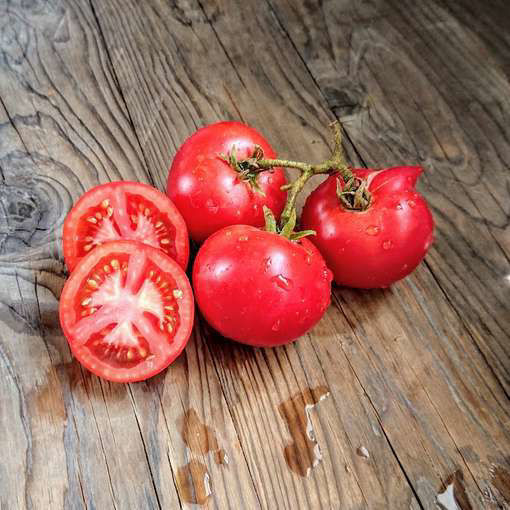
<box><xmin>101</xmin><ymin>199</ymin><xmax>109</xmax><ymax>208</ymax></box>
<box><xmin>173</xmin><ymin>289</ymin><xmax>183</xmax><ymax>299</ymax></box>
<box><xmin>107</xmin><ymin>207</ymin><xmax>113</xmax><ymax>217</ymax></box>
<box><xmin>160</xmin><ymin>238</ymin><xmax>170</xmax><ymax>245</ymax></box>
<box><xmin>87</xmin><ymin>279</ymin><xmax>98</xmax><ymax>288</ymax></box>
<box><xmin>81</xmin><ymin>297</ymin><xmax>91</xmax><ymax>306</ymax></box>
<box><xmin>95</xmin><ymin>212</ymin><xmax>102</xmax><ymax>220</ymax></box>
<box><xmin>87</xmin><ymin>217</ymin><xmax>97</xmax><ymax>224</ymax></box>
<box><xmin>155</xmin><ymin>221</ymin><xmax>163</xmax><ymax>228</ymax></box>
<box><xmin>111</xmin><ymin>259</ymin><xmax>120</xmax><ymax>269</ymax></box>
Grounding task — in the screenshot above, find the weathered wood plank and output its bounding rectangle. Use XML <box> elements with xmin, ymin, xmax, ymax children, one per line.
<box><xmin>265</xmin><ymin>0</ymin><xmax>510</xmax><ymax>395</ymax></box>
<box><xmin>0</xmin><ymin>1</ymin><xmax>258</xmax><ymax>508</ymax></box>
<box><xmin>92</xmin><ymin>0</ymin><xmax>510</xmax><ymax>508</ymax></box>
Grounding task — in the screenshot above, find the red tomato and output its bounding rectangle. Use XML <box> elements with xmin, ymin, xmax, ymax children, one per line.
<box><xmin>63</xmin><ymin>181</ymin><xmax>189</xmax><ymax>272</ymax></box>
<box><xmin>167</xmin><ymin>122</ymin><xmax>287</xmax><ymax>243</ymax></box>
<box><xmin>193</xmin><ymin>225</ymin><xmax>332</xmax><ymax>347</ymax></box>
<box><xmin>301</xmin><ymin>166</ymin><xmax>435</xmax><ymax>288</ymax></box>
<box><xmin>59</xmin><ymin>241</ymin><xmax>194</xmax><ymax>382</ymax></box>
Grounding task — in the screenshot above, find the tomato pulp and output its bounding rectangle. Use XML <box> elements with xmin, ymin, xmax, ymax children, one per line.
<box><xmin>63</xmin><ymin>181</ymin><xmax>189</xmax><ymax>272</ymax></box>
<box><xmin>193</xmin><ymin>225</ymin><xmax>332</xmax><ymax>347</ymax></box>
<box><xmin>59</xmin><ymin>241</ymin><xmax>194</xmax><ymax>382</ymax></box>
<box><xmin>301</xmin><ymin>166</ymin><xmax>435</xmax><ymax>288</ymax></box>
<box><xmin>167</xmin><ymin>121</ymin><xmax>287</xmax><ymax>243</ymax></box>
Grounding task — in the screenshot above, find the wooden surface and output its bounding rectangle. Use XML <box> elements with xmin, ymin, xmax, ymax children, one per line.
<box><xmin>0</xmin><ymin>0</ymin><xmax>509</xmax><ymax>508</ymax></box>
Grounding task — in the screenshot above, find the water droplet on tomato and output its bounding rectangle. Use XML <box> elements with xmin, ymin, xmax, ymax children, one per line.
<box><xmin>396</xmin><ymin>203</ymin><xmax>403</xmax><ymax>210</ymax></box>
<box><xmin>206</xmin><ymin>198</ymin><xmax>219</xmax><ymax>214</ymax></box>
<box><xmin>365</xmin><ymin>225</ymin><xmax>380</xmax><ymax>236</ymax></box>
<box><xmin>238</xmin><ymin>235</ymin><xmax>249</xmax><ymax>242</ymax></box>
<box><xmin>272</xmin><ymin>319</ymin><xmax>281</xmax><ymax>331</ymax></box>
<box><xmin>407</xmin><ymin>200</ymin><xmax>416</xmax><ymax>208</ymax></box>
<box><xmin>236</xmin><ymin>210</ymin><xmax>241</xmax><ymax>217</ymax></box>
<box><xmin>225</xmin><ymin>230</ymin><xmax>232</xmax><ymax>237</ymax></box>
<box><xmin>271</xmin><ymin>274</ymin><xmax>293</xmax><ymax>290</ymax></box>
<box><xmin>382</xmin><ymin>240</ymin><xmax>393</xmax><ymax>250</ymax></box>
<box><xmin>263</xmin><ymin>257</ymin><xmax>272</xmax><ymax>271</ymax></box>
<box><xmin>402</xmin><ymin>264</ymin><xmax>409</xmax><ymax>270</ymax></box>
<box><xmin>253</xmin><ymin>203</ymin><xmax>259</xmax><ymax>213</ymax></box>
<box><xmin>322</xmin><ymin>268</ymin><xmax>333</xmax><ymax>281</ymax></box>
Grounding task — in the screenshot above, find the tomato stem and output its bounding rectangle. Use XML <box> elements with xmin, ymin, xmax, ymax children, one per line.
<box><xmin>230</xmin><ymin>122</ymin><xmax>372</xmax><ymax>231</ymax></box>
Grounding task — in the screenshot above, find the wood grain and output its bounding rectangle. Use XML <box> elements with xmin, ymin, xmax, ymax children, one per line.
<box><xmin>0</xmin><ymin>1</ymin><xmax>258</xmax><ymax>509</ymax></box>
<box><xmin>266</xmin><ymin>0</ymin><xmax>510</xmax><ymax>395</ymax></box>
<box><xmin>0</xmin><ymin>0</ymin><xmax>509</xmax><ymax>508</ymax></box>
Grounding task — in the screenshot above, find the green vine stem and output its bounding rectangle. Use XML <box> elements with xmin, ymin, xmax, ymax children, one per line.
<box><xmin>227</xmin><ymin>121</ymin><xmax>372</xmax><ymax>235</ymax></box>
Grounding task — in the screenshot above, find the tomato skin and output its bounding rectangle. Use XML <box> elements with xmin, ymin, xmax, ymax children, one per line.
<box><xmin>167</xmin><ymin>122</ymin><xmax>287</xmax><ymax>243</ymax></box>
<box><xmin>63</xmin><ymin>181</ymin><xmax>189</xmax><ymax>272</ymax></box>
<box><xmin>59</xmin><ymin>241</ymin><xmax>194</xmax><ymax>383</ymax></box>
<box><xmin>301</xmin><ymin>166</ymin><xmax>435</xmax><ymax>289</ymax></box>
<box><xmin>193</xmin><ymin>225</ymin><xmax>332</xmax><ymax>347</ymax></box>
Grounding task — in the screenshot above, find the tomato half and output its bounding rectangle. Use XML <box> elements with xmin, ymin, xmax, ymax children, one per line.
<box><xmin>63</xmin><ymin>181</ymin><xmax>189</xmax><ymax>272</ymax></box>
<box><xmin>301</xmin><ymin>166</ymin><xmax>435</xmax><ymax>288</ymax></box>
<box><xmin>167</xmin><ymin>121</ymin><xmax>287</xmax><ymax>243</ymax></box>
<box><xmin>59</xmin><ymin>241</ymin><xmax>194</xmax><ymax>382</ymax></box>
<box><xmin>193</xmin><ymin>225</ymin><xmax>332</xmax><ymax>347</ymax></box>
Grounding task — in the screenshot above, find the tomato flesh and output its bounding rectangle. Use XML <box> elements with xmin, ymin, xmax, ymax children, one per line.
<box><xmin>63</xmin><ymin>181</ymin><xmax>189</xmax><ymax>271</ymax></box>
<box><xmin>59</xmin><ymin>241</ymin><xmax>194</xmax><ymax>382</ymax></box>
<box><xmin>167</xmin><ymin>121</ymin><xmax>287</xmax><ymax>243</ymax></box>
<box><xmin>193</xmin><ymin>225</ymin><xmax>332</xmax><ymax>347</ymax></box>
<box><xmin>301</xmin><ymin>166</ymin><xmax>435</xmax><ymax>288</ymax></box>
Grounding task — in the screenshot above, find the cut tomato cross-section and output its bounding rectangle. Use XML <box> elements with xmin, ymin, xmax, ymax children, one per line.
<box><xmin>59</xmin><ymin>241</ymin><xmax>194</xmax><ymax>382</ymax></box>
<box><xmin>63</xmin><ymin>181</ymin><xmax>189</xmax><ymax>271</ymax></box>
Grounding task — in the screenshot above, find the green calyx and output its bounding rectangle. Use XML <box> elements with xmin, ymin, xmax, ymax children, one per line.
<box><xmin>263</xmin><ymin>206</ymin><xmax>315</xmax><ymax>241</ymax></box>
<box><xmin>220</xmin><ymin>145</ymin><xmax>266</xmax><ymax>196</ymax></box>
<box><xmin>336</xmin><ymin>174</ymin><xmax>372</xmax><ymax>211</ymax></box>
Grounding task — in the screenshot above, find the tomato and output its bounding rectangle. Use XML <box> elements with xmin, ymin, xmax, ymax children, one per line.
<box><xmin>63</xmin><ymin>181</ymin><xmax>189</xmax><ymax>272</ymax></box>
<box><xmin>301</xmin><ymin>166</ymin><xmax>435</xmax><ymax>288</ymax></box>
<box><xmin>59</xmin><ymin>241</ymin><xmax>194</xmax><ymax>382</ymax></box>
<box><xmin>193</xmin><ymin>225</ymin><xmax>332</xmax><ymax>347</ymax></box>
<box><xmin>167</xmin><ymin>121</ymin><xmax>287</xmax><ymax>243</ymax></box>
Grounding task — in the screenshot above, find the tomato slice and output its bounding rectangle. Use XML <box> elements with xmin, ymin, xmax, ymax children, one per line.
<box><xmin>63</xmin><ymin>181</ymin><xmax>189</xmax><ymax>271</ymax></box>
<box><xmin>59</xmin><ymin>241</ymin><xmax>194</xmax><ymax>382</ymax></box>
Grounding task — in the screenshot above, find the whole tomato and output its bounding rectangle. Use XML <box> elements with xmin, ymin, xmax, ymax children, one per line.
<box><xmin>301</xmin><ymin>166</ymin><xmax>434</xmax><ymax>288</ymax></box>
<box><xmin>193</xmin><ymin>225</ymin><xmax>332</xmax><ymax>347</ymax></box>
<box><xmin>167</xmin><ymin>121</ymin><xmax>287</xmax><ymax>243</ymax></box>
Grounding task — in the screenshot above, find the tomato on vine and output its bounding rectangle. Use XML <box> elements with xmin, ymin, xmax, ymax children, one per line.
<box><xmin>193</xmin><ymin>217</ymin><xmax>332</xmax><ymax>347</ymax></box>
<box><xmin>167</xmin><ymin>121</ymin><xmax>287</xmax><ymax>243</ymax></box>
<box><xmin>301</xmin><ymin>166</ymin><xmax>434</xmax><ymax>288</ymax></box>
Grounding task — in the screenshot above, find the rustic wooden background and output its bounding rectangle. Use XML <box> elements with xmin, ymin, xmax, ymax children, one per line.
<box><xmin>0</xmin><ymin>0</ymin><xmax>509</xmax><ymax>508</ymax></box>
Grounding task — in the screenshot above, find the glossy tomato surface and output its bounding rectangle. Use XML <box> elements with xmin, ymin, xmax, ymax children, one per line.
<box><xmin>59</xmin><ymin>241</ymin><xmax>194</xmax><ymax>382</ymax></box>
<box><xmin>167</xmin><ymin>122</ymin><xmax>287</xmax><ymax>243</ymax></box>
<box><xmin>193</xmin><ymin>225</ymin><xmax>332</xmax><ymax>347</ymax></box>
<box><xmin>63</xmin><ymin>181</ymin><xmax>189</xmax><ymax>272</ymax></box>
<box><xmin>301</xmin><ymin>166</ymin><xmax>435</xmax><ymax>288</ymax></box>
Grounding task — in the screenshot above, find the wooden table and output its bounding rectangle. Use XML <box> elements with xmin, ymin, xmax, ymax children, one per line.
<box><xmin>1</xmin><ymin>0</ymin><xmax>509</xmax><ymax>508</ymax></box>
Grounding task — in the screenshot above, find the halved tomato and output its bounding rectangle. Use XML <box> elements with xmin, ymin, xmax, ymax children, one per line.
<box><xmin>63</xmin><ymin>181</ymin><xmax>189</xmax><ymax>271</ymax></box>
<box><xmin>59</xmin><ymin>241</ymin><xmax>194</xmax><ymax>382</ymax></box>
